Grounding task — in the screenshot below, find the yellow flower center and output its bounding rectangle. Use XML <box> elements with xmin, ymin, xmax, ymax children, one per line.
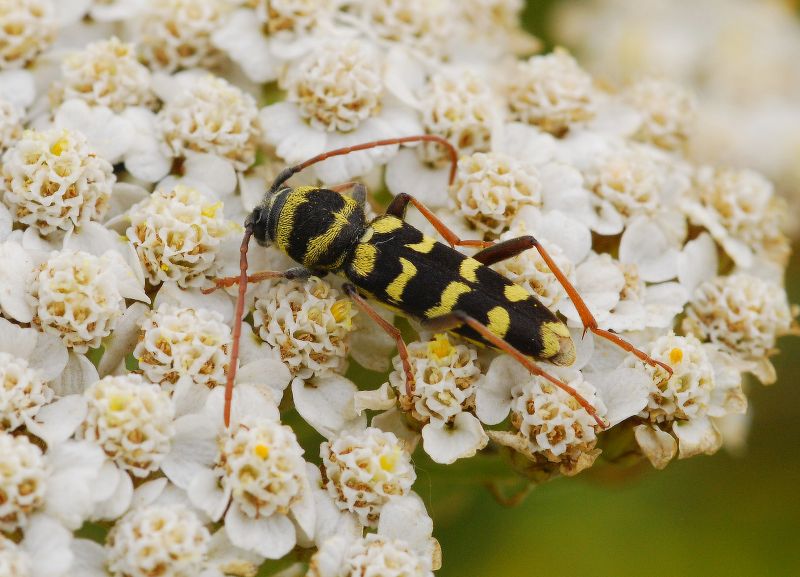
<box><xmin>379</xmin><ymin>447</ymin><xmax>401</xmax><ymax>472</ymax></box>
<box><xmin>50</xmin><ymin>136</ymin><xmax>70</xmax><ymax>156</ymax></box>
<box><xmin>669</xmin><ymin>347</ymin><xmax>684</xmax><ymax>365</ymax></box>
<box><xmin>201</xmin><ymin>202</ymin><xmax>222</xmax><ymax>218</ymax></box>
<box><xmin>254</xmin><ymin>444</ymin><xmax>270</xmax><ymax>460</ymax></box>
<box><xmin>427</xmin><ymin>333</ymin><xmax>454</xmax><ymax>360</ymax></box>
<box><xmin>331</xmin><ymin>299</ymin><xmax>352</xmax><ymax>325</ymax></box>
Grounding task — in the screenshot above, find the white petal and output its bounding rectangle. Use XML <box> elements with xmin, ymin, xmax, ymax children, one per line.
<box><xmin>153</xmin><ymin>282</ymin><xmax>235</xmax><ymax>323</ymax></box>
<box><xmin>292</xmin><ymin>374</ymin><xmax>367</xmax><ymax>439</ymax></box>
<box><xmin>514</xmin><ymin>207</ymin><xmax>592</xmax><ymax>265</ymax></box>
<box><xmin>378</xmin><ymin>494</ymin><xmax>434</xmax><ymax>553</ymax></box>
<box><xmin>0</xmin><ymin>240</ymin><xmax>35</xmax><ymax>322</ymax></box>
<box><xmin>384</xmin><ymin>48</ymin><xmax>425</xmax><ymax>108</ymax></box>
<box><xmin>98</xmin><ymin>302</ymin><xmax>149</xmax><ymax>377</ymax></box>
<box><xmin>23</xmin><ymin>514</ymin><xmax>74</xmax><ymax>577</ymax></box>
<box><xmin>475</xmin><ymin>355</ymin><xmax>524</xmax><ymax>425</ymax></box>
<box><xmin>205</xmin><ymin>383</ymin><xmax>280</xmax><ymax>425</ymax></box>
<box><xmin>588</xmin><ymin>367</ymin><xmax>650</xmax><ymax>427</ymax></box>
<box><xmin>619</xmin><ymin>217</ymin><xmax>679</xmax><ymax>282</ymax></box>
<box><xmin>237</xmin><ymin>358</ymin><xmax>292</xmax><ymax>393</ymax></box>
<box><xmin>68</xmin><ymin>539</ymin><xmax>107</xmax><ymax>577</ymax></box>
<box><xmin>45</xmin><ymin>441</ymin><xmax>106</xmax><ymax>528</ymax></box>
<box><xmin>674</xmin><ymin>417</ymin><xmax>722</xmax><ymax>459</ymax></box>
<box><xmin>370</xmin><ymin>408</ymin><xmax>420</xmax><ymax>453</ymax></box>
<box><xmin>54</xmin><ymin>100</ymin><xmax>133</xmax><ymax>163</ymax></box>
<box><xmin>633</xmin><ymin>424</ymin><xmax>677</xmax><ymax>469</ymax></box>
<box><xmin>54</xmin><ymin>0</ymin><xmax>92</xmax><ymax>25</ymax></box>
<box><xmin>189</xmin><ymin>468</ymin><xmax>229</xmax><ymax>522</ymax></box>
<box><xmin>52</xmin><ymin>352</ymin><xmax>99</xmax><ymax>397</ymax></box>
<box><xmin>183</xmin><ymin>153</ymin><xmax>238</xmax><ymax>197</ymax></box>
<box><xmin>260</xmin><ymin>102</ymin><xmax>326</xmax><ymax>163</ymax></box>
<box><xmin>350</xmin><ymin>304</ymin><xmax>396</xmax><ymax>373</ymax></box>
<box><xmin>0</xmin><ymin>204</ymin><xmax>12</xmax><ymax>241</ymax></box>
<box><xmin>93</xmin><ymin>468</ymin><xmax>133</xmax><ymax>521</ymax></box>
<box><xmin>161</xmin><ymin>414</ymin><xmax>219</xmax><ymax>489</ymax></box>
<box><xmin>121</xmin><ymin>108</ymin><xmax>172</xmax><ymax>183</ymax></box>
<box><xmin>493</xmin><ymin>122</ymin><xmax>558</xmax><ymax>166</ymax></box>
<box><xmin>28</xmin><ymin>332</ymin><xmax>69</xmax><ymax>381</ymax></box>
<box><xmin>312</xmin><ymin>119</ymin><xmax>396</xmax><ymax>184</ymax></box>
<box><xmin>0</xmin><ymin>69</ymin><xmax>36</xmax><ymax>109</ymax></box>
<box><xmin>421</xmin><ymin>413</ymin><xmax>488</xmax><ymax>464</ymax></box>
<box><xmin>678</xmin><ymin>232</ymin><xmax>718</xmax><ymax>294</ymax></box>
<box><xmin>225</xmin><ymin>506</ymin><xmax>296</xmax><ymax>559</ymax></box>
<box><xmin>24</xmin><ymin>395</ymin><xmax>87</xmax><ymax>446</ymax></box>
<box><xmin>212</xmin><ymin>10</ymin><xmax>277</xmax><ymax>83</ymax></box>
<box><xmin>0</xmin><ymin>317</ymin><xmax>37</xmax><ymax>360</ymax></box>
<box><xmin>354</xmin><ymin>383</ymin><xmax>396</xmax><ymax>414</ymax></box>
<box><xmin>385</xmin><ymin>149</ymin><xmax>450</xmax><ymax>208</ymax></box>
<box><xmin>289</xmin><ymin>474</ymin><xmax>316</xmax><ymax>545</ymax></box>
<box><xmin>307</xmin><ymin>464</ymin><xmax>361</xmax><ymax>547</ymax></box>
<box><xmin>131</xmin><ymin>477</ymin><xmax>168</xmax><ymax>510</ymax></box>
<box><xmin>105</xmin><ymin>183</ymin><xmax>149</xmax><ymax>223</ymax></box>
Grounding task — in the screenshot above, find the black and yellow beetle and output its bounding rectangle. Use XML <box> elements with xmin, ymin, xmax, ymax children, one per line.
<box><xmin>205</xmin><ymin>135</ymin><xmax>672</xmax><ymax>428</ymax></box>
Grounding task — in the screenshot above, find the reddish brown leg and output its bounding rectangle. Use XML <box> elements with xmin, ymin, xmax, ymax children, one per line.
<box><xmin>342</xmin><ymin>283</ymin><xmax>416</xmax><ymax>396</ymax></box>
<box><xmin>386</xmin><ymin>193</ymin><xmax>493</xmax><ymax>249</ymax></box>
<box><xmin>205</xmin><ymin>229</ymin><xmax>312</xmax><ymax>427</ymax></box>
<box><xmin>422</xmin><ymin>311</ymin><xmax>606</xmax><ymax>429</ymax></box>
<box><xmin>269</xmin><ymin>135</ymin><xmax>459</xmax><ymax>194</ymax></box>
<box><xmin>475</xmin><ymin>235</ymin><xmax>674</xmax><ymax>380</ymax></box>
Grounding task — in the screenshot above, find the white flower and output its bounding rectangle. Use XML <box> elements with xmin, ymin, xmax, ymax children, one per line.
<box><xmin>211</xmin><ymin>0</ymin><xmax>335</xmax><ymax>83</ymax></box>
<box><xmin>126</xmin><ymin>184</ymin><xmax>234</xmax><ymax>288</ymax></box>
<box><xmin>0</xmin><ymin>351</ymin><xmax>53</xmax><ymax>432</ymax></box>
<box><xmin>0</xmin><ymin>432</ymin><xmax>47</xmax><ymax>533</ymax></box>
<box><xmin>251</xmin><ymin>277</ymin><xmax>356</xmax><ymax>379</ymax></box>
<box><xmin>309</xmin><ymin>495</ymin><xmax>440</xmax><ymax>577</ymax></box>
<box><xmin>321</xmin><ymin>427</ymin><xmax>416</xmax><ymax>527</ymax></box>
<box><xmin>380</xmin><ymin>333</ymin><xmax>487</xmax><ymax>464</ymax></box>
<box><xmin>29</xmin><ymin>250</ymin><xmax>127</xmax><ymax>353</ymax></box>
<box><xmin>348</xmin><ymin>0</ymin><xmax>452</xmax><ymax>57</ymax></box>
<box><xmin>625</xmin><ymin>78</ymin><xmax>697</xmax><ymax>151</ymax></box>
<box><xmin>106</xmin><ymin>504</ymin><xmax>211</xmax><ymax>577</ymax></box>
<box><xmin>138</xmin><ymin>0</ymin><xmax>230</xmax><ymax>73</ymax></box>
<box><xmin>451</xmin><ymin>152</ymin><xmax>542</xmax><ymax>237</ymax></box>
<box><xmin>54</xmin><ymin>37</ymin><xmax>155</xmax><ymax>112</ymax></box>
<box><xmin>2</xmin><ymin>128</ymin><xmax>115</xmax><ymax>236</ymax></box>
<box><xmin>79</xmin><ymin>374</ymin><xmax>175</xmax><ymax>477</ymax></box>
<box><xmin>681</xmin><ymin>166</ymin><xmax>789</xmax><ymax>269</ymax></box>
<box><xmin>1</xmin><ymin>516</ymin><xmax>73</xmax><ymax>577</ymax></box>
<box><xmin>260</xmin><ymin>38</ymin><xmax>421</xmax><ymax>183</ymax></box>
<box><xmin>506</xmin><ymin>48</ymin><xmax>596</xmax><ymax>136</ymax></box>
<box><xmin>683</xmin><ymin>273</ymin><xmax>795</xmax><ymax>384</ymax></box>
<box><xmin>134</xmin><ymin>304</ymin><xmax>231</xmax><ymax>393</ymax></box>
<box><xmin>0</xmin><ymin>536</ymin><xmax>31</xmax><ymax>576</ymax></box>
<box><xmin>0</xmin><ymin>0</ymin><xmax>56</xmax><ymax>69</ymax></box>
<box><xmin>0</xmin><ymin>98</ymin><xmax>23</xmax><ymax>152</ymax></box>
<box><xmin>159</xmin><ymin>74</ymin><xmax>260</xmax><ymax>172</ymax></box>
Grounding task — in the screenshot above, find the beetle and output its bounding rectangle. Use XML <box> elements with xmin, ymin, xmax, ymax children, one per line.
<box><xmin>205</xmin><ymin>135</ymin><xmax>672</xmax><ymax>428</ymax></box>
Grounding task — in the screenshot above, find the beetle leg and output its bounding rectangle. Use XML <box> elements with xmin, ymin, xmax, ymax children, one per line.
<box><xmin>481</xmin><ymin>235</ymin><xmax>673</xmax><ymax>379</ymax></box>
<box><xmin>341</xmin><ymin>283</ymin><xmax>416</xmax><ymax>396</ymax></box>
<box><xmin>421</xmin><ymin>311</ymin><xmax>606</xmax><ymax>429</ymax></box>
<box><xmin>201</xmin><ymin>266</ymin><xmax>313</xmax><ymax>295</ymax></box>
<box><xmin>386</xmin><ymin>193</ymin><xmax>493</xmax><ymax>248</ymax></box>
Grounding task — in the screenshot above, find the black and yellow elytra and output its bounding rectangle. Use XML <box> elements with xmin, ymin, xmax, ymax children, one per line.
<box><xmin>249</xmin><ymin>185</ymin><xmax>576</xmax><ymax>366</ymax></box>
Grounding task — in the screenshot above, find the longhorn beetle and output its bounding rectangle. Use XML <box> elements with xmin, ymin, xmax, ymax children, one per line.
<box><xmin>204</xmin><ymin>135</ymin><xmax>673</xmax><ymax>429</ymax></box>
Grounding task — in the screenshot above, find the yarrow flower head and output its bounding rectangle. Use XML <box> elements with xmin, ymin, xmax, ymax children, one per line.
<box><xmin>626</xmin><ymin>78</ymin><xmax>697</xmax><ymax>151</ymax></box>
<box><xmin>252</xmin><ymin>276</ymin><xmax>356</xmax><ymax>379</ymax></box>
<box><xmin>134</xmin><ymin>304</ymin><xmax>231</xmax><ymax>392</ymax></box>
<box><xmin>53</xmin><ymin>37</ymin><xmax>155</xmax><ymax>112</ymax></box>
<box><xmin>159</xmin><ymin>75</ymin><xmax>260</xmax><ymax>171</ymax></box>
<box><xmin>2</xmin><ymin>128</ymin><xmax>115</xmax><ymax>235</ymax></box>
<box><xmin>80</xmin><ymin>374</ymin><xmax>175</xmax><ymax>477</ymax></box>
<box><xmin>0</xmin><ymin>351</ymin><xmax>53</xmax><ymax>432</ymax></box>
<box><xmin>0</xmin><ymin>99</ymin><xmax>23</xmax><ymax>153</ymax></box>
<box><xmin>683</xmin><ymin>273</ymin><xmax>794</xmax><ymax>384</ymax></box>
<box><xmin>0</xmin><ymin>0</ymin><xmax>55</xmax><ymax>69</ymax></box>
<box><xmin>321</xmin><ymin>427</ymin><xmax>416</xmax><ymax>527</ymax></box>
<box><xmin>126</xmin><ymin>184</ymin><xmax>234</xmax><ymax>288</ymax></box>
<box><xmin>0</xmin><ymin>431</ymin><xmax>46</xmax><ymax>532</ymax></box>
<box><xmin>138</xmin><ymin>0</ymin><xmax>231</xmax><ymax>73</ymax></box>
<box><xmin>418</xmin><ymin>69</ymin><xmax>497</xmax><ymax>165</ymax></box>
<box><xmin>284</xmin><ymin>38</ymin><xmax>384</xmax><ymax>134</ymax></box>
<box><xmin>351</xmin><ymin>0</ymin><xmax>452</xmax><ymax>57</ymax></box>
<box><xmin>106</xmin><ymin>504</ymin><xmax>211</xmax><ymax>577</ymax></box>
<box><xmin>30</xmin><ymin>250</ymin><xmax>127</xmax><ymax>353</ymax></box>
<box><xmin>506</xmin><ymin>48</ymin><xmax>596</xmax><ymax>135</ymax></box>
<box><xmin>451</xmin><ymin>152</ymin><xmax>542</xmax><ymax>236</ymax></box>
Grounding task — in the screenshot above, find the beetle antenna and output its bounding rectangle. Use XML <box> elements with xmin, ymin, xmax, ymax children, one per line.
<box><xmin>268</xmin><ymin>134</ymin><xmax>458</xmax><ymax>194</ymax></box>
<box><xmin>223</xmin><ymin>224</ymin><xmax>254</xmax><ymax>428</ymax></box>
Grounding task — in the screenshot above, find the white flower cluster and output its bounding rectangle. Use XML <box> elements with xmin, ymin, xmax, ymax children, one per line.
<box><xmin>0</xmin><ymin>2</ymin><xmax>796</xmax><ymax>576</ymax></box>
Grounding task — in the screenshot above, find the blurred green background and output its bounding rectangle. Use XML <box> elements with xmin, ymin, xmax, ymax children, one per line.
<box><xmin>425</xmin><ymin>3</ymin><xmax>800</xmax><ymax>576</ymax></box>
